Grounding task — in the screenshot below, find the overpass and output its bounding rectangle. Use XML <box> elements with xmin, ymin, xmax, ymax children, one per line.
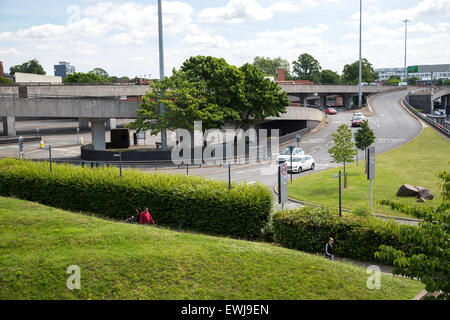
<box><xmin>0</xmin><ymin>94</ymin><xmax>323</xmax><ymax>150</ymax></box>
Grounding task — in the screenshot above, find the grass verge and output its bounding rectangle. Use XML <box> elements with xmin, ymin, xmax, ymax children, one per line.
<box><xmin>288</xmin><ymin>128</ymin><xmax>450</xmax><ymax>218</ymax></box>
<box><xmin>0</xmin><ymin>196</ymin><xmax>424</xmax><ymax>300</ymax></box>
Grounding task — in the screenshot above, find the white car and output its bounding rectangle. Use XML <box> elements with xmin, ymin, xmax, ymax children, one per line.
<box><xmin>277</xmin><ymin>147</ymin><xmax>305</xmax><ymax>163</ymax></box>
<box><xmin>286</xmin><ymin>155</ymin><xmax>315</xmax><ymax>173</ymax></box>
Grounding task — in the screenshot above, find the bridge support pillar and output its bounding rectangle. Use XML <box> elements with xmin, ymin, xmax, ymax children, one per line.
<box><xmin>320</xmin><ymin>95</ymin><xmax>327</xmax><ymax>108</ymax></box>
<box><xmin>2</xmin><ymin>116</ymin><xmax>16</xmax><ymax>136</ymax></box>
<box><xmin>106</xmin><ymin>118</ymin><xmax>117</xmax><ymax>130</ymax></box>
<box><xmin>343</xmin><ymin>95</ymin><xmax>352</xmax><ymax>110</ymax></box>
<box><xmin>88</xmin><ymin>118</ymin><xmax>108</xmax><ymax>151</ymax></box>
<box><xmin>79</xmin><ymin>118</ymin><xmax>90</xmax><ymax>130</ymax></box>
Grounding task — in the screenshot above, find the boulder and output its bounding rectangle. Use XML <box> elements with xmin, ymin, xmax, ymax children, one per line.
<box><xmin>397</xmin><ymin>184</ymin><xmax>419</xmax><ymax>197</ymax></box>
<box><xmin>416</xmin><ymin>186</ymin><xmax>434</xmax><ymax>200</ymax></box>
<box><xmin>416</xmin><ymin>197</ymin><xmax>426</xmax><ymax>203</ymax></box>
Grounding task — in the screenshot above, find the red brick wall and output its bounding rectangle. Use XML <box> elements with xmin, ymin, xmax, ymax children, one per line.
<box><xmin>0</xmin><ymin>61</ymin><xmax>4</xmax><ymax>78</ymax></box>
<box><xmin>277</xmin><ymin>68</ymin><xmax>285</xmax><ymax>81</ymax></box>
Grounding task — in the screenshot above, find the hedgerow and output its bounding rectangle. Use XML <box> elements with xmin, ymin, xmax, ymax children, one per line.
<box><xmin>272</xmin><ymin>207</ymin><xmax>418</xmax><ymax>263</ymax></box>
<box><xmin>0</xmin><ymin>159</ymin><xmax>273</xmax><ymax>240</ymax></box>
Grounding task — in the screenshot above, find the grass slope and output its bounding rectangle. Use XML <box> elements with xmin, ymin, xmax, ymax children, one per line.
<box><xmin>288</xmin><ymin>128</ymin><xmax>450</xmax><ymax>217</ymax></box>
<box><xmin>0</xmin><ymin>197</ymin><xmax>423</xmax><ymax>300</ymax></box>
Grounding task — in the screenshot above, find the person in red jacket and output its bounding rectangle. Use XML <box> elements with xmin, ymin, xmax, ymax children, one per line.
<box><xmin>140</xmin><ymin>207</ymin><xmax>155</xmax><ymax>225</ymax></box>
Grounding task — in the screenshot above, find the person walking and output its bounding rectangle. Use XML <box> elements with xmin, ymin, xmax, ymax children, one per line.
<box><xmin>325</xmin><ymin>238</ymin><xmax>335</xmax><ymax>261</ymax></box>
<box><xmin>139</xmin><ymin>207</ymin><xmax>155</xmax><ymax>225</ymax></box>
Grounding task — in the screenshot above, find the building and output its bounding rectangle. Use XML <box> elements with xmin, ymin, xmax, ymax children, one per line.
<box><xmin>54</xmin><ymin>61</ymin><xmax>75</xmax><ymax>79</ymax></box>
<box><xmin>376</xmin><ymin>64</ymin><xmax>450</xmax><ymax>83</ymax></box>
<box><xmin>0</xmin><ymin>61</ymin><xmax>4</xmax><ymax>78</ymax></box>
<box><xmin>14</xmin><ymin>72</ymin><xmax>62</xmax><ymax>85</ymax></box>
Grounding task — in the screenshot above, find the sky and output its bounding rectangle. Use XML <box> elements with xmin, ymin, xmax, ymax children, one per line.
<box><xmin>0</xmin><ymin>0</ymin><xmax>449</xmax><ymax>78</ymax></box>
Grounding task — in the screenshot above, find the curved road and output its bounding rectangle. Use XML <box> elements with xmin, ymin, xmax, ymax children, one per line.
<box><xmin>179</xmin><ymin>90</ymin><xmax>423</xmax><ymax>192</ymax></box>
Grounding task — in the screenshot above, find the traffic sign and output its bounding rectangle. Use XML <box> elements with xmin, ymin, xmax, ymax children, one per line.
<box><xmin>367</xmin><ymin>146</ymin><xmax>375</xmax><ymax>181</ymax></box>
<box><xmin>278</xmin><ymin>163</ymin><xmax>288</xmax><ymax>206</ymax></box>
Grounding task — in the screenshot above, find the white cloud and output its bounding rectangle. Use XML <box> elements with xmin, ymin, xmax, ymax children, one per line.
<box><xmin>197</xmin><ymin>0</ymin><xmax>301</xmax><ymax>23</ymax></box>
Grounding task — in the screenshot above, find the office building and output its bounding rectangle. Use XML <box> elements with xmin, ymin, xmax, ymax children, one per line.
<box><xmin>376</xmin><ymin>64</ymin><xmax>450</xmax><ymax>83</ymax></box>
<box><xmin>54</xmin><ymin>61</ymin><xmax>75</xmax><ymax>79</ymax></box>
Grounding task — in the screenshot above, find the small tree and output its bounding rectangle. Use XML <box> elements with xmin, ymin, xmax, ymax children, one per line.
<box><xmin>89</xmin><ymin>67</ymin><xmax>109</xmax><ymax>79</ymax></box>
<box><xmin>376</xmin><ymin>169</ymin><xmax>450</xmax><ymax>300</ymax></box>
<box><xmin>385</xmin><ymin>76</ymin><xmax>402</xmax><ymax>86</ymax></box>
<box><xmin>292</xmin><ymin>53</ymin><xmax>322</xmax><ymax>83</ymax></box>
<box><xmin>408</xmin><ymin>77</ymin><xmax>419</xmax><ymax>86</ymax></box>
<box><xmin>354</xmin><ymin>121</ymin><xmax>376</xmax><ymax>172</ymax></box>
<box><xmin>10</xmin><ymin>59</ymin><xmax>46</xmax><ymax>75</ymax></box>
<box><xmin>328</xmin><ymin>124</ymin><xmax>357</xmax><ymax>188</ymax></box>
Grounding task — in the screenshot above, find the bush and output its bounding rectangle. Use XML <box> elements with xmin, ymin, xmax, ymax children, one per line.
<box><xmin>0</xmin><ymin>159</ymin><xmax>273</xmax><ymax>240</ymax></box>
<box><xmin>272</xmin><ymin>207</ymin><xmax>418</xmax><ymax>262</ymax></box>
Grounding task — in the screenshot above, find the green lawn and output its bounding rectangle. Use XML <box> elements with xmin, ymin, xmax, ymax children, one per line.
<box><xmin>0</xmin><ymin>196</ymin><xmax>423</xmax><ymax>300</ymax></box>
<box><xmin>288</xmin><ymin>128</ymin><xmax>450</xmax><ymax>218</ymax></box>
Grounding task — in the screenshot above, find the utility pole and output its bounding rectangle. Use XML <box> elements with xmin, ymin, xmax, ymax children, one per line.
<box><xmin>403</xmin><ymin>19</ymin><xmax>410</xmax><ymax>83</ymax></box>
<box><xmin>158</xmin><ymin>0</ymin><xmax>167</xmax><ymax>151</ymax></box>
<box><xmin>358</xmin><ymin>0</ymin><xmax>363</xmax><ymax>109</ymax></box>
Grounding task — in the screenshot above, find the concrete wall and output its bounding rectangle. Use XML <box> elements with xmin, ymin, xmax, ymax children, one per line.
<box><xmin>14</xmin><ymin>73</ymin><xmax>62</xmax><ymax>85</ymax></box>
<box><xmin>408</xmin><ymin>95</ymin><xmax>431</xmax><ymax>114</ymax></box>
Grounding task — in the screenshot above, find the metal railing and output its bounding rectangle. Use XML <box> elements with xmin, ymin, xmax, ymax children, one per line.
<box><xmin>403</xmin><ymin>93</ymin><xmax>450</xmax><ymax>137</ymax></box>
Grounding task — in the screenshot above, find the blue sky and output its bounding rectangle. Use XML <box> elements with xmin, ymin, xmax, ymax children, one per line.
<box><xmin>0</xmin><ymin>0</ymin><xmax>449</xmax><ymax>78</ymax></box>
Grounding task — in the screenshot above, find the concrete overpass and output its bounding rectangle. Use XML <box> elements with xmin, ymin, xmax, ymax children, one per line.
<box><xmin>0</xmin><ymin>94</ymin><xmax>323</xmax><ymax>150</ymax></box>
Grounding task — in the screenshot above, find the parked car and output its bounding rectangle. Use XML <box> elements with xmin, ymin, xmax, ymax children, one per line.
<box><xmin>277</xmin><ymin>147</ymin><xmax>305</xmax><ymax>163</ymax></box>
<box><xmin>325</xmin><ymin>107</ymin><xmax>338</xmax><ymax>115</ymax></box>
<box><xmin>286</xmin><ymin>155</ymin><xmax>316</xmax><ymax>173</ymax></box>
<box><xmin>351</xmin><ymin>113</ymin><xmax>366</xmax><ymax>127</ymax></box>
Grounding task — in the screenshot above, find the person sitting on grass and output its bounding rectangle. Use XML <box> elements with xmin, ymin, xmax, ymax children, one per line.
<box><xmin>140</xmin><ymin>207</ymin><xmax>155</xmax><ymax>225</ymax></box>
<box><xmin>325</xmin><ymin>238</ymin><xmax>335</xmax><ymax>261</ymax></box>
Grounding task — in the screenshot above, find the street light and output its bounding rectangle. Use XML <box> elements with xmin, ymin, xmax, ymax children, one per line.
<box><xmin>287</xmin><ymin>145</ymin><xmax>295</xmax><ymax>182</ymax></box>
<box><xmin>403</xmin><ymin>19</ymin><xmax>410</xmax><ymax>83</ymax></box>
<box><xmin>158</xmin><ymin>0</ymin><xmax>167</xmax><ymax>151</ymax></box>
<box><xmin>113</xmin><ymin>152</ymin><xmax>122</xmax><ymax>177</ymax></box>
<box><xmin>358</xmin><ymin>0</ymin><xmax>363</xmax><ymax>109</ymax></box>
<box><xmin>333</xmin><ymin>171</ymin><xmax>342</xmax><ymax>217</ymax></box>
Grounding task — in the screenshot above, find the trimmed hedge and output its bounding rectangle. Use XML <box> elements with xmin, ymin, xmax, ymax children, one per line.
<box><xmin>0</xmin><ymin>159</ymin><xmax>273</xmax><ymax>240</ymax></box>
<box><xmin>272</xmin><ymin>207</ymin><xmax>418</xmax><ymax>263</ymax></box>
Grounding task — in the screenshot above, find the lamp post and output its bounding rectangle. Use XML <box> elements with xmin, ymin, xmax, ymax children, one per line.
<box><xmin>288</xmin><ymin>146</ymin><xmax>295</xmax><ymax>182</ymax></box>
<box><xmin>403</xmin><ymin>19</ymin><xmax>409</xmax><ymax>83</ymax></box>
<box><xmin>358</xmin><ymin>0</ymin><xmax>363</xmax><ymax>109</ymax></box>
<box><xmin>333</xmin><ymin>171</ymin><xmax>342</xmax><ymax>217</ymax></box>
<box><xmin>114</xmin><ymin>152</ymin><xmax>122</xmax><ymax>177</ymax></box>
<box><xmin>158</xmin><ymin>0</ymin><xmax>167</xmax><ymax>151</ymax></box>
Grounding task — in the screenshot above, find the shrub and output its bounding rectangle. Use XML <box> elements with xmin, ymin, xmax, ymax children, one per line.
<box><xmin>272</xmin><ymin>207</ymin><xmax>418</xmax><ymax>262</ymax></box>
<box><xmin>0</xmin><ymin>159</ymin><xmax>273</xmax><ymax>240</ymax></box>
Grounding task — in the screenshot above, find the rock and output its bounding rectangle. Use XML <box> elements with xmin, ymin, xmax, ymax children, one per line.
<box><xmin>416</xmin><ymin>197</ymin><xmax>426</xmax><ymax>203</ymax></box>
<box><xmin>397</xmin><ymin>184</ymin><xmax>419</xmax><ymax>197</ymax></box>
<box><xmin>416</xmin><ymin>186</ymin><xmax>434</xmax><ymax>200</ymax></box>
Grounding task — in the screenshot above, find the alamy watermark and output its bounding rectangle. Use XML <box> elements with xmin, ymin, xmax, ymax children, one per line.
<box><xmin>366</xmin><ymin>265</ymin><xmax>381</xmax><ymax>290</ymax></box>
<box><xmin>66</xmin><ymin>265</ymin><xmax>81</xmax><ymax>290</ymax></box>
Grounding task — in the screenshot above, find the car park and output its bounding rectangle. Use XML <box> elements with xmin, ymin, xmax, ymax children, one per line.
<box><xmin>286</xmin><ymin>155</ymin><xmax>315</xmax><ymax>173</ymax></box>
<box><xmin>325</xmin><ymin>107</ymin><xmax>338</xmax><ymax>115</ymax></box>
<box><xmin>277</xmin><ymin>147</ymin><xmax>305</xmax><ymax>163</ymax></box>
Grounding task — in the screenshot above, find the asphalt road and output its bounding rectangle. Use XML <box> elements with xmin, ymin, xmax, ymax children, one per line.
<box><xmin>164</xmin><ymin>90</ymin><xmax>423</xmax><ymax>189</ymax></box>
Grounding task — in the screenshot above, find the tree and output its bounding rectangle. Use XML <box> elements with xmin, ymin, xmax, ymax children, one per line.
<box><xmin>328</xmin><ymin>124</ymin><xmax>357</xmax><ymax>188</ymax></box>
<box><xmin>408</xmin><ymin>77</ymin><xmax>419</xmax><ymax>86</ymax></box>
<box><xmin>89</xmin><ymin>68</ymin><xmax>109</xmax><ymax>78</ymax></box>
<box><xmin>354</xmin><ymin>120</ymin><xmax>376</xmax><ymax>172</ymax></box>
<box><xmin>320</xmin><ymin>69</ymin><xmax>341</xmax><ymax>84</ymax></box>
<box><xmin>385</xmin><ymin>76</ymin><xmax>402</xmax><ymax>86</ymax></box>
<box><xmin>252</xmin><ymin>56</ymin><xmax>292</xmax><ymax>80</ymax></box>
<box><xmin>342</xmin><ymin>58</ymin><xmax>377</xmax><ymax>85</ymax></box>
<box><xmin>292</xmin><ymin>53</ymin><xmax>321</xmax><ymax>83</ymax></box>
<box><xmin>376</xmin><ymin>169</ymin><xmax>450</xmax><ymax>300</ymax></box>
<box><xmin>0</xmin><ymin>77</ymin><xmax>14</xmax><ymax>84</ymax></box>
<box><xmin>127</xmin><ymin>69</ymin><xmax>229</xmax><ymax>135</ymax></box>
<box><xmin>9</xmin><ymin>59</ymin><xmax>46</xmax><ymax>75</ymax></box>
<box><xmin>238</xmin><ymin>63</ymin><xmax>289</xmax><ymax>128</ymax></box>
<box><xmin>64</xmin><ymin>72</ymin><xmax>110</xmax><ymax>84</ymax></box>
<box><xmin>445</xmin><ymin>79</ymin><xmax>450</xmax><ymax>86</ymax></box>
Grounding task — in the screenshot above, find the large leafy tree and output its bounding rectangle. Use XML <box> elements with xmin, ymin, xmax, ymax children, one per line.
<box><xmin>292</xmin><ymin>53</ymin><xmax>321</xmax><ymax>83</ymax></box>
<box><xmin>342</xmin><ymin>58</ymin><xmax>378</xmax><ymax>84</ymax></box>
<box><xmin>328</xmin><ymin>124</ymin><xmax>357</xmax><ymax>188</ymax></box>
<box><xmin>252</xmin><ymin>56</ymin><xmax>292</xmax><ymax>80</ymax></box>
<box><xmin>354</xmin><ymin>120</ymin><xmax>376</xmax><ymax>171</ymax></box>
<box><xmin>127</xmin><ymin>69</ymin><xmax>228</xmax><ymax>134</ymax></box>
<box><xmin>238</xmin><ymin>63</ymin><xmax>289</xmax><ymax>129</ymax></box>
<box><xmin>89</xmin><ymin>67</ymin><xmax>109</xmax><ymax>79</ymax></box>
<box><xmin>376</xmin><ymin>169</ymin><xmax>450</xmax><ymax>300</ymax></box>
<box><xmin>320</xmin><ymin>69</ymin><xmax>341</xmax><ymax>84</ymax></box>
<box><xmin>9</xmin><ymin>59</ymin><xmax>46</xmax><ymax>75</ymax></box>
<box><xmin>64</xmin><ymin>72</ymin><xmax>110</xmax><ymax>84</ymax></box>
